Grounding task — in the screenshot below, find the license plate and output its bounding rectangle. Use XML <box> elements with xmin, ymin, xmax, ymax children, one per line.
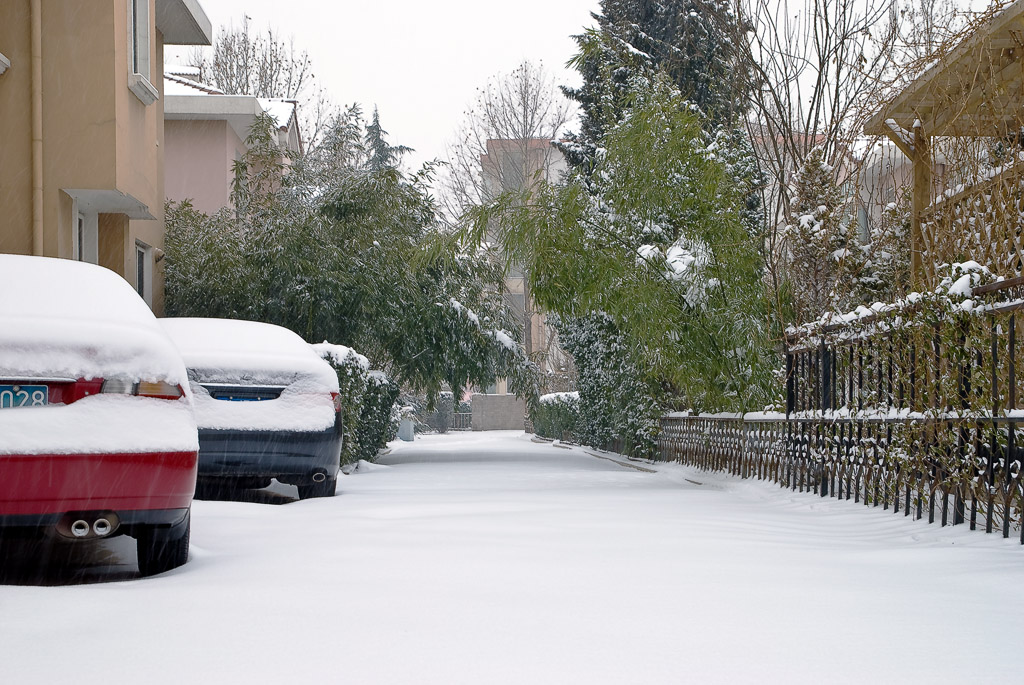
<box><xmin>0</xmin><ymin>384</ymin><xmax>49</xmax><ymax>408</ymax></box>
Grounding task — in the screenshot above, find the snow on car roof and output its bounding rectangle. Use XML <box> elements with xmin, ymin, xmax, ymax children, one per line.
<box><xmin>0</xmin><ymin>255</ymin><xmax>188</xmax><ymax>384</ymax></box>
<box><xmin>160</xmin><ymin>317</ymin><xmax>339</xmax><ymax>389</ymax></box>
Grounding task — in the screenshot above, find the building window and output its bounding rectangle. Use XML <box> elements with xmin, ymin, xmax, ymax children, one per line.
<box><xmin>857</xmin><ymin>206</ymin><xmax>871</xmax><ymax>243</ymax></box>
<box><xmin>72</xmin><ymin>211</ymin><xmax>98</xmax><ymax>264</ymax></box>
<box><xmin>76</xmin><ymin>216</ymin><xmax>85</xmax><ymax>261</ymax></box>
<box><xmin>127</xmin><ymin>0</ymin><xmax>158</xmax><ymax>105</ymax></box>
<box><xmin>130</xmin><ymin>0</ymin><xmax>149</xmax><ymax>76</ymax></box>
<box><xmin>136</xmin><ymin>241</ymin><xmax>152</xmax><ymax>306</ymax></box>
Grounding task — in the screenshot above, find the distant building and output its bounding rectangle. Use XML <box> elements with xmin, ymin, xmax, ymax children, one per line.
<box><xmin>164</xmin><ymin>66</ymin><xmax>302</xmax><ymax>215</ymax></box>
<box><xmin>853</xmin><ymin>140</ymin><xmax>949</xmax><ymax>245</ymax></box>
<box><xmin>0</xmin><ymin>0</ymin><xmax>213</xmax><ymax>313</ymax></box>
<box><xmin>479</xmin><ymin>138</ymin><xmax>569</xmax><ymax>390</ymax></box>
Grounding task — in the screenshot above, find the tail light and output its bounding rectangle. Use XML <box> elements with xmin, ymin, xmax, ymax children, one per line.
<box><xmin>100</xmin><ymin>379</ymin><xmax>134</xmax><ymax>394</ymax></box>
<box><xmin>101</xmin><ymin>379</ymin><xmax>184</xmax><ymax>399</ymax></box>
<box><xmin>332</xmin><ymin>392</ymin><xmax>342</xmax><ymax>413</ymax></box>
<box><xmin>137</xmin><ymin>381</ymin><xmax>184</xmax><ymax>399</ymax></box>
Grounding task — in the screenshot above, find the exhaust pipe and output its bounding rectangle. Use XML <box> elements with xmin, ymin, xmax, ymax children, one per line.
<box><xmin>311</xmin><ymin>472</ymin><xmax>327</xmax><ymax>483</ymax></box>
<box><xmin>56</xmin><ymin>512</ymin><xmax>120</xmax><ymax>539</ymax></box>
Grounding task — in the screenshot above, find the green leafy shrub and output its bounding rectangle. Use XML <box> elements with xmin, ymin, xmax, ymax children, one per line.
<box><xmin>314</xmin><ymin>342</ymin><xmax>397</xmax><ymax>463</ymax></box>
<box><xmin>354</xmin><ymin>372</ymin><xmax>400</xmax><ymax>461</ymax></box>
<box><xmin>532</xmin><ymin>391</ymin><xmax>580</xmax><ymax>441</ymax></box>
<box><xmin>557</xmin><ymin>314</ymin><xmax>663</xmax><ymax>457</ymax></box>
<box><xmin>165</xmin><ymin>110</ymin><xmax>538</xmax><ymax>410</ymax></box>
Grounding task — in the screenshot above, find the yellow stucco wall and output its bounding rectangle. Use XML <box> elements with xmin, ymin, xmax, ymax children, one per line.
<box><xmin>0</xmin><ymin>0</ymin><xmax>167</xmax><ymax>313</ymax></box>
<box><xmin>0</xmin><ymin>0</ymin><xmax>35</xmax><ymax>256</ymax></box>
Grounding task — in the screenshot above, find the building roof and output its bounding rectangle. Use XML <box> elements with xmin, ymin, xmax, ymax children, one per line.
<box><xmin>156</xmin><ymin>0</ymin><xmax>213</xmax><ymax>46</ymax></box>
<box><xmin>865</xmin><ymin>0</ymin><xmax>1024</xmax><ymax>137</ymax></box>
<box><xmin>257</xmin><ymin>98</ymin><xmax>299</xmax><ymax>132</ymax></box>
<box><xmin>164</xmin><ymin>71</ymin><xmax>224</xmax><ymax>96</ymax></box>
<box><xmin>163</xmin><ymin>73</ymin><xmax>301</xmax><ymax>153</ymax></box>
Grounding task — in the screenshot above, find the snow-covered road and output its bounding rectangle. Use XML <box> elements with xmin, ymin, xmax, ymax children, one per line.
<box><xmin>2</xmin><ymin>431</ymin><xmax>1023</xmax><ymax>683</ymax></box>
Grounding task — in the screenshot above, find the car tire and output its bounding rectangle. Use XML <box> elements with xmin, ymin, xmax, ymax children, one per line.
<box><xmin>136</xmin><ymin>509</ymin><xmax>191</xmax><ymax>577</ymax></box>
<box><xmin>296</xmin><ymin>477</ymin><xmax>336</xmax><ymax>500</ymax></box>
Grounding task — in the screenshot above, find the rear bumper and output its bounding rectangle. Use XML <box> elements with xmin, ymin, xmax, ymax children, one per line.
<box><xmin>0</xmin><ymin>507</ymin><xmax>189</xmax><ymax>538</ymax></box>
<box><xmin>197</xmin><ymin>421</ymin><xmax>342</xmax><ymax>480</ymax></box>
<box><xmin>0</xmin><ymin>451</ymin><xmax>198</xmax><ymax>516</ymax></box>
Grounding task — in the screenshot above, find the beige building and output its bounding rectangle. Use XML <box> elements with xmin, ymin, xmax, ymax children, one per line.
<box><xmin>480</xmin><ymin>138</ymin><xmax>569</xmax><ymax>386</ymax></box>
<box><xmin>164</xmin><ymin>67</ymin><xmax>302</xmax><ymax>215</ymax></box>
<box><xmin>0</xmin><ymin>0</ymin><xmax>212</xmax><ymax>314</ymax></box>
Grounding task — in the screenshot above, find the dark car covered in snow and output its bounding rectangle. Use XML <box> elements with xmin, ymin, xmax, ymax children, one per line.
<box><xmin>160</xmin><ymin>318</ymin><xmax>343</xmax><ymax>499</ymax></box>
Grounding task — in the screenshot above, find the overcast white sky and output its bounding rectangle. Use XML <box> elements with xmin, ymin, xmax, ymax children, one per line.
<box><xmin>167</xmin><ymin>0</ymin><xmax>601</xmax><ymax>170</ymax></box>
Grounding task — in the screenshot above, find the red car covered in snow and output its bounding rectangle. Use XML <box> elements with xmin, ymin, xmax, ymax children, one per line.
<box><xmin>0</xmin><ymin>255</ymin><xmax>199</xmax><ymax>576</ymax></box>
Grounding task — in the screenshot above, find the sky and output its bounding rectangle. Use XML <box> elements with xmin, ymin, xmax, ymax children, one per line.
<box><xmin>166</xmin><ymin>0</ymin><xmax>602</xmax><ymax>171</ymax></box>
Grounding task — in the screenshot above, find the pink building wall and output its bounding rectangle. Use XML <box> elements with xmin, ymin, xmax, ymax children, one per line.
<box><xmin>164</xmin><ymin>119</ymin><xmax>246</xmax><ymax>215</ymax></box>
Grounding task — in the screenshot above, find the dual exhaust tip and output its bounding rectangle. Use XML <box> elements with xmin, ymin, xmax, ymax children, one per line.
<box><xmin>58</xmin><ymin>512</ymin><xmax>119</xmax><ymax>540</ymax></box>
<box><xmin>71</xmin><ymin>518</ymin><xmax>111</xmax><ymax>538</ymax></box>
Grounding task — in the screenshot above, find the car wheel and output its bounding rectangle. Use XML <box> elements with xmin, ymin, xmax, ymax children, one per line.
<box><xmin>136</xmin><ymin>509</ymin><xmax>191</xmax><ymax>577</ymax></box>
<box><xmin>296</xmin><ymin>477</ymin><xmax>336</xmax><ymax>500</ymax></box>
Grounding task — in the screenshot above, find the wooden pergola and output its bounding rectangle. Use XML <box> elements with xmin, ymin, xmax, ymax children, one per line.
<box><xmin>865</xmin><ymin>0</ymin><xmax>1024</xmax><ymax>283</ymax></box>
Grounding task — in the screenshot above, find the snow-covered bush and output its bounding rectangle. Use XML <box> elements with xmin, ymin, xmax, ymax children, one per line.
<box><xmin>782</xmin><ymin>147</ymin><xmax>868</xmax><ymax>322</ymax></box>
<box><xmin>859</xmin><ymin>191</ymin><xmax>912</xmax><ymax>304</ymax></box>
<box><xmin>355</xmin><ymin>372</ymin><xmax>400</xmax><ymax>460</ymax></box>
<box><xmin>532</xmin><ymin>392</ymin><xmax>580</xmax><ymax>441</ymax></box>
<box><xmin>787</xmin><ymin>261</ymin><xmax>1010</xmax><ymax>496</ymax></box>
<box><xmin>789</xmin><ymin>260</ymin><xmax>1001</xmax><ymax>418</ymax></box>
<box><xmin>313</xmin><ymin>342</ymin><xmax>396</xmax><ymax>463</ymax></box>
<box><xmin>556</xmin><ymin>315</ymin><xmax>662</xmax><ymax>459</ymax></box>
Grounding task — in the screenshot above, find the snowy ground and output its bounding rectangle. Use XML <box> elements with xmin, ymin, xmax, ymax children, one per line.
<box><xmin>2</xmin><ymin>430</ymin><xmax>1023</xmax><ymax>683</ymax></box>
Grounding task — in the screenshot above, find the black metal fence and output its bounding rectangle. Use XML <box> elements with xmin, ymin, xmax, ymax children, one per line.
<box><xmin>785</xmin><ymin>276</ymin><xmax>1024</xmax><ymax>415</ymax></box>
<box><xmin>657</xmin><ymin>277</ymin><xmax>1024</xmax><ymax>543</ymax></box>
<box><xmin>658</xmin><ymin>414</ymin><xmax>1024</xmax><ymax>541</ymax></box>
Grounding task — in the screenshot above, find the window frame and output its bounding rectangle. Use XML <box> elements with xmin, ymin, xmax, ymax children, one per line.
<box><xmin>72</xmin><ymin>210</ymin><xmax>99</xmax><ymax>264</ymax></box>
<box><xmin>127</xmin><ymin>0</ymin><xmax>158</xmax><ymax>105</ymax></box>
<box><xmin>135</xmin><ymin>240</ymin><xmax>153</xmax><ymax>306</ymax></box>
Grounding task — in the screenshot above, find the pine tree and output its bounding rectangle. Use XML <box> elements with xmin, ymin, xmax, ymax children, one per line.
<box><xmin>559</xmin><ymin>0</ymin><xmax>748</xmax><ymax>171</ymax></box>
<box><xmin>364</xmin><ymin>107</ymin><xmax>412</xmax><ymax>171</ymax></box>
<box><xmin>783</xmin><ymin>148</ymin><xmax>866</xmax><ymax>321</ymax></box>
<box><xmin>602</xmin><ymin>0</ymin><xmax>746</xmax><ymax>124</ymax></box>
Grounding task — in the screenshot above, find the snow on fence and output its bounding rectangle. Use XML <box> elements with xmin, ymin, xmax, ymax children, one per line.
<box><xmin>659</xmin><ymin>274</ymin><xmax>1024</xmax><ymax>543</ymax></box>
<box><xmin>658</xmin><ymin>414</ymin><xmax>1024</xmax><ymax>542</ymax></box>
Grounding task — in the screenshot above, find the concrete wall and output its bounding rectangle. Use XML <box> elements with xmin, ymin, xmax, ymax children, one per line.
<box><xmin>471</xmin><ymin>393</ymin><xmax>526</xmax><ymax>431</ymax></box>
